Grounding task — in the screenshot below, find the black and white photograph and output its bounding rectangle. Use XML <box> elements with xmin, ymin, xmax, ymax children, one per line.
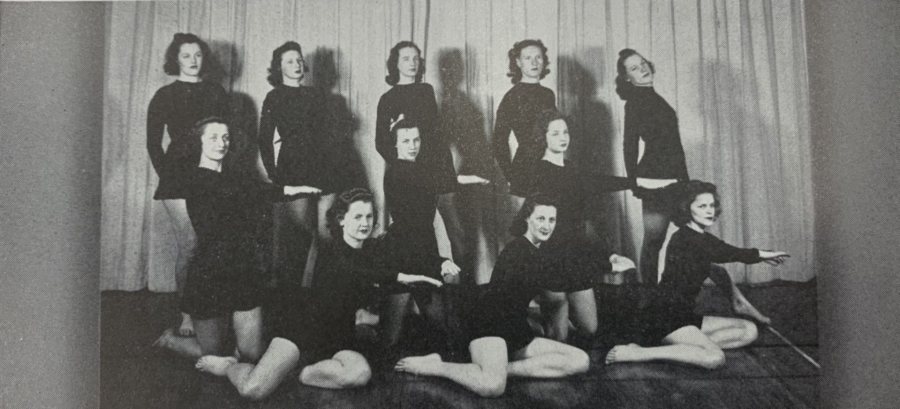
<box><xmin>0</xmin><ymin>1</ymin><xmax>897</xmax><ymax>408</ymax></box>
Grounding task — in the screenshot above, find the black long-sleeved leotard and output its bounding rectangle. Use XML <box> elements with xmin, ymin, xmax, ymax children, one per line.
<box><xmin>492</xmin><ymin>82</ymin><xmax>556</xmax><ymax>195</ymax></box>
<box><xmin>622</xmin><ymin>86</ymin><xmax>689</xmax><ymax>181</ymax></box>
<box><xmin>376</xmin><ymin>83</ymin><xmax>456</xmax><ymax>191</ymax></box>
<box><xmin>146</xmin><ymin>80</ymin><xmax>229</xmax><ymax>199</ymax></box>
<box><xmin>180</xmin><ymin>167</ymin><xmax>286</xmax><ymax>318</ymax></box>
<box><xmin>258</xmin><ymin>84</ymin><xmax>331</xmax><ymax>190</ymax></box>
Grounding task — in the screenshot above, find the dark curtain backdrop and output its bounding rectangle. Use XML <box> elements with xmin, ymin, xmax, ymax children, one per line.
<box><xmin>101</xmin><ymin>0</ymin><xmax>813</xmax><ymax>290</ymax></box>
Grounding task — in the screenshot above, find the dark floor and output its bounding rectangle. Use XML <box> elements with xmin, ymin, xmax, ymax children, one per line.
<box><xmin>101</xmin><ymin>281</ymin><xmax>819</xmax><ymax>409</ymax></box>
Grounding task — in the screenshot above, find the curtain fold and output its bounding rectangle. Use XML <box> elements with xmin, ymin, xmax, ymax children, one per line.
<box><xmin>101</xmin><ymin>0</ymin><xmax>813</xmax><ymax>290</ymax></box>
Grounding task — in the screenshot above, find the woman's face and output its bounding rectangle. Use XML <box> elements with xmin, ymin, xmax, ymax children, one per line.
<box><xmin>545</xmin><ymin>119</ymin><xmax>570</xmax><ymax>154</ymax></box>
<box><xmin>516</xmin><ymin>45</ymin><xmax>545</xmax><ymax>81</ymax></box>
<box><xmin>280</xmin><ymin>50</ymin><xmax>305</xmax><ymax>82</ymax></box>
<box><xmin>397</xmin><ymin>47</ymin><xmax>421</xmax><ymax>81</ymax></box>
<box><xmin>200</xmin><ymin>122</ymin><xmax>230</xmax><ymax>162</ymax></box>
<box><xmin>623</xmin><ymin>54</ymin><xmax>653</xmax><ymax>86</ymax></box>
<box><xmin>524</xmin><ymin>204</ymin><xmax>557</xmax><ymax>244</ymax></box>
<box><xmin>395</xmin><ymin>127</ymin><xmax>421</xmax><ymax>161</ymax></box>
<box><xmin>689</xmin><ymin>193</ymin><xmax>718</xmax><ymax>229</ymax></box>
<box><xmin>340</xmin><ymin>200</ymin><xmax>375</xmax><ymax>242</ymax></box>
<box><xmin>177</xmin><ymin>43</ymin><xmax>203</xmax><ymax>78</ymax></box>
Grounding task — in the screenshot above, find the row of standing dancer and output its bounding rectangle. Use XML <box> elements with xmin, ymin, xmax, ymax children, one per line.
<box><xmin>148</xmin><ymin>33</ymin><xmax>790</xmax><ymax>399</ymax></box>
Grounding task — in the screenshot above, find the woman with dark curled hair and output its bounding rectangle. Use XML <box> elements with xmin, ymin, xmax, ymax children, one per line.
<box><xmin>194</xmin><ymin>188</ymin><xmax>441</xmax><ymax>400</ymax></box>
<box><xmin>605</xmin><ymin>180</ymin><xmax>788</xmax><ymax>369</ymax></box>
<box><xmin>153</xmin><ymin>117</ymin><xmax>314</xmax><ymax>362</ymax></box>
<box><xmin>258</xmin><ymin>41</ymin><xmax>332</xmax><ymax>287</ymax></box>
<box><xmin>615</xmin><ymin>48</ymin><xmax>687</xmax><ymax>283</ymax></box>
<box><xmin>492</xmin><ymin>39</ymin><xmax>557</xmax><ymax>196</ymax></box>
<box><xmin>147</xmin><ymin>32</ymin><xmax>230</xmax><ymax>337</ymax></box>
<box><xmin>395</xmin><ymin>194</ymin><xmax>590</xmax><ymax>398</ymax></box>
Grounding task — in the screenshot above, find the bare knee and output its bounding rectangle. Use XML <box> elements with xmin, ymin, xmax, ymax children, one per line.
<box><xmin>339</xmin><ymin>362</ymin><xmax>372</xmax><ymax>388</ymax></box>
<box><xmin>742</xmin><ymin>321</ymin><xmax>759</xmax><ymax>344</ymax></box>
<box><xmin>567</xmin><ymin>348</ymin><xmax>590</xmax><ymax>374</ymax></box>
<box><xmin>236</xmin><ymin>377</ymin><xmax>269</xmax><ymax>401</ymax></box>
<box><xmin>700</xmin><ymin>348</ymin><xmax>726</xmax><ymax>369</ymax></box>
<box><xmin>474</xmin><ymin>374</ymin><xmax>507</xmax><ymax>398</ymax></box>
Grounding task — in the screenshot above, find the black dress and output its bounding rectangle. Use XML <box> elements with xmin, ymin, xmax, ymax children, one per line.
<box><xmin>468</xmin><ymin>236</ymin><xmax>559</xmax><ymax>355</ymax></box>
<box><xmin>274</xmin><ymin>239</ymin><xmax>399</xmax><ymax>358</ymax></box>
<box><xmin>526</xmin><ymin>159</ymin><xmax>635</xmax><ymax>291</ymax></box>
<box><xmin>147</xmin><ymin>80</ymin><xmax>229</xmax><ymax>199</ymax></box>
<box><xmin>492</xmin><ymin>82</ymin><xmax>556</xmax><ymax>195</ymax></box>
<box><xmin>258</xmin><ymin>85</ymin><xmax>333</xmax><ymax>191</ymax></box>
<box><xmin>382</xmin><ymin>159</ymin><xmax>447</xmax><ymax>281</ymax></box>
<box><xmin>180</xmin><ymin>167</ymin><xmax>286</xmax><ymax>319</ymax></box>
<box><xmin>623</xmin><ymin>86</ymin><xmax>689</xmax><ymax>198</ymax></box>
<box><xmin>635</xmin><ymin>228</ymin><xmax>762</xmax><ymax>345</ymax></box>
<box><xmin>376</xmin><ymin>83</ymin><xmax>456</xmax><ymax>192</ymax></box>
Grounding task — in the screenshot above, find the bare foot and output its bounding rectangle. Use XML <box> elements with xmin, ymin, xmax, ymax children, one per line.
<box><xmin>152</xmin><ymin>328</ymin><xmax>176</xmax><ymax>348</ymax></box>
<box><xmin>733</xmin><ymin>297</ymin><xmax>771</xmax><ymax>325</ymax></box>
<box><xmin>195</xmin><ymin>356</ymin><xmax>238</xmax><ymax>376</ymax></box>
<box><xmin>605</xmin><ymin>343</ymin><xmax>642</xmax><ymax>365</ymax></box>
<box><xmin>178</xmin><ymin>313</ymin><xmax>195</xmax><ymax>337</ymax></box>
<box><xmin>394</xmin><ymin>353</ymin><xmax>443</xmax><ymax>376</ymax></box>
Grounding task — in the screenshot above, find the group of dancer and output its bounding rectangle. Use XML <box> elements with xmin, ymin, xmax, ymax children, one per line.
<box><xmin>148</xmin><ymin>33</ymin><xmax>789</xmax><ymax>399</ymax></box>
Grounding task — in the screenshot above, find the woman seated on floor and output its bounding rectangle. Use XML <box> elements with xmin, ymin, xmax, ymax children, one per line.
<box><xmin>153</xmin><ymin>117</ymin><xmax>317</xmax><ymax>361</ymax></box>
<box><xmin>605</xmin><ymin>180</ymin><xmax>789</xmax><ymax>369</ymax></box>
<box><xmin>395</xmin><ymin>194</ymin><xmax>633</xmax><ymax>397</ymax></box>
<box><xmin>195</xmin><ymin>188</ymin><xmax>443</xmax><ymax>400</ymax></box>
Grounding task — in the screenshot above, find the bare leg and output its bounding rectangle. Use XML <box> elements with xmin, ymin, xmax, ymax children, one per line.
<box><xmin>302</xmin><ymin>193</ymin><xmax>336</xmax><ymax>287</ymax></box>
<box><xmin>163</xmin><ymin>199</ymin><xmax>197</xmax><ymax>336</ymax></box>
<box><xmin>299</xmin><ymin>350</ymin><xmax>372</xmax><ymax>389</ymax></box>
<box><xmin>731</xmin><ymin>286</ymin><xmax>772</xmax><ymax>324</ymax></box>
<box><xmin>395</xmin><ymin>337</ymin><xmax>509</xmax><ymax>398</ymax></box>
<box><xmin>152</xmin><ymin>328</ymin><xmax>202</xmax><ymax>359</ymax></box>
<box><xmin>194</xmin><ymin>316</ymin><xmax>228</xmax><ymax>356</ymax></box>
<box><xmin>639</xmin><ymin>199</ymin><xmax>669</xmax><ymax>284</ymax></box>
<box><xmin>566</xmin><ymin>289</ymin><xmax>598</xmax><ymax>337</ymax></box>
<box><xmin>433</xmin><ymin>206</ymin><xmax>453</xmax><ymax>260</ymax></box>
<box><xmin>281</xmin><ymin>197</ymin><xmax>315</xmax><ymax>287</ymax></box>
<box><xmin>197</xmin><ymin>337</ymin><xmax>300</xmax><ymax>401</ymax></box>
<box><xmin>540</xmin><ymin>291</ymin><xmax>570</xmax><ymax>341</ymax></box>
<box><xmin>507</xmin><ymin>337</ymin><xmax>589</xmax><ymax>378</ymax></box>
<box><xmin>233</xmin><ymin>307</ymin><xmax>264</xmax><ymax>362</ymax></box>
<box><xmin>701</xmin><ymin>316</ymin><xmax>759</xmax><ymax>349</ymax></box>
<box><xmin>605</xmin><ymin>325</ymin><xmax>726</xmax><ymax>369</ymax></box>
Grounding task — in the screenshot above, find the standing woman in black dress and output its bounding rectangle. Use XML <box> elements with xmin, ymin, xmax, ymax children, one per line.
<box><xmin>147</xmin><ymin>33</ymin><xmax>230</xmax><ymax>336</ymax></box>
<box><xmin>258</xmin><ymin>41</ymin><xmax>331</xmax><ymax>287</ymax></box>
<box><xmin>492</xmin><ymin>39</ymin><xmax>557</xmax><ymax>198</ymax></box>
<box><xmin>605</xmin><ymin>181</ymin><xmax>788</xmax><ymax>369</ymax></box>
<box><xmin>153</xmin><ymin>117</ymin><xmax>313</xmax><ymax>361</ymax></box>
<box><xmin>616</xmin><ymin>48</ymin><xmax>687</xmax><ymax>283</ymax></box>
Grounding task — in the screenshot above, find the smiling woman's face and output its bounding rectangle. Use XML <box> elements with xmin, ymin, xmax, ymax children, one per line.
<box><xmin>200</xmin><ymin>122</ymin><xmax>230</xmax><ymax>162</ymax></box>
<box><xmin>524</xmin><ymin>204</ymin><xmax>557</xmax><ymax>244</ymax></box>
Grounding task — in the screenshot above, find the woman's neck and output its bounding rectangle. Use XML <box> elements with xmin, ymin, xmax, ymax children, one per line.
<box><xmin>542</xmin><ymin>150</ymin><xmax>565</xmax><ymax>166</ymax></box>
<box><xmin>519</xmin><ymin>76</ymin><xmax>540</xmax><ymax>85</ymax></box>
<box><xmin>198</xmin><ymin>157</ymin><xmax>222</xmax><ymax>172</ymax></box>
<box><xmin>178</xmin><ymin>74</ymin><xmax>200</xmax><ymax>83</ymax></box>
<box><xmin>686</xmin><ymin>221</ymin><xmax>706</xmax><ymax>233</ymax></box>
<box><xmin>524</xmin><ymin>234</ymin><xmax>542</xmax><ymax>248</ymax></box>
<box><xmin>343</xmin><ymin>234</ymin><xmax>364</xmax><ymax>249</ymax></box>
<box><xmin>397</xmin><ymin>76</ymin><xmax>416</xmax><ymax>85</ymax></box>
<box><xmin>282</xmin><ymin>77</ymin><xmax>301</xmax><ymax>87</ymax></box>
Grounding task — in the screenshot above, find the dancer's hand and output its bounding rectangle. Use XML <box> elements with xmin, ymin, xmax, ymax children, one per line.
<box><xmin>759</xmin><ymin>250</ymin><xmax>789</xmax><ymax>266</ymax></box>
<box><xmin>284</xmin><ymin>185</ymin><xmax>322</xmax><ymax>196</ymax></box>
<box><xmin>609</xmin><ymin>254</ymin><xmax>636</xmax><ymax>273</ymax></box>
<box><xmin>457</xmin><ymin>174</ymin><xmax>490</xmax><ymax>185</ymax></box>
<box><xmin>440</xmin><ymin>260</ymin><xmax>461</xmax><ymax>283</ymax></box>
<box><xmin>398</xmin><ymin>273</ymin><xmax>443</xmax><ymax>287</ymax></box>
<box><xmin>635</xmin><ymin>178</ymin><xmax>678</xmax><ymax>190</ymax></box>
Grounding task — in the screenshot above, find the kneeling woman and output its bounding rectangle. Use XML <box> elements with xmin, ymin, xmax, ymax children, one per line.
<box><xmin>196</xmin><ymin>188</ymin><xmax>442</xmax><ymax>400</ymax></box>
<box><xmin>605</xmin><ymin>181</ymin><xmax>788</xmax><ymax>369</ymax></box>
<box><xmin>394</xmin><ymin>195</ymin><xmax>590</xmax><ymax>398</ymax></box>
<box><xmin>154</xmin><ymin>117</ymin><xmax>315</xmax><ymax>361</ymax></box>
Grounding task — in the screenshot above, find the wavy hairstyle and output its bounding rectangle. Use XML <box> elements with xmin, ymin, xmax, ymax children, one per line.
<box><xmin>614</xmin><ymin>48</ymin><xmax>656</xmax><ymax>101</ymax></box>
<box><xmin>385</xmin><ymin>41</ymin><xmax>425</xmax><ymax>85</ymax></box>
<box><xmin>509</xmin><ymin>193</ymin><xmax>559</xmax><ymax>236</ymax></box>
<box><xmin>267</xmin><ymin>41</ymin><xmax>307</xmax><ymax>86</ymax></box>
<box><xmin>506</xmin><ymin>39</ymin><xmax>551</xmax><ymax>84</ymax></box>
<box><xmin>326</xmin><ymin>188</ymin><xmax>376</xmax><ymax>239</ymax></box>
<box><xmin>532</xmin><ymin>108</ymin><xmax>569</xmax><ymax>153</ymax></box>
<box><xmin>671</xmin><ymin>180</ymin><xmax>722</xmax><ymax>227</ymax></box>
<box><xmin>163</xmin><ymin>33</ymin><xmax>212</xmax><ymax>77</ymax></box>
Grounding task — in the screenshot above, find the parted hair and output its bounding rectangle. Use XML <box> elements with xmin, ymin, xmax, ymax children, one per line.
<box><xmin>671</xmin><ymin>180</ymin><xmax>722</xmax><ymax>227</ymax></box>
<box><xmin>507</xmin><ymin>39</ymin><xmax>551</xmax><ymax>84</ymax></box>
<box><xmin>163</xmin><ymin>33</ymin><xmax>212</xmax><ymax>77</ymax></box>
<box><xmin>326</xmin><ymin>188</ymin><xmax>376</xmax><ymax>238</ymax></box>
<box><xmin>509</xmin><ymin>193</ymin><xmax>559</xmax><ymax>236</ymax></box>
<box><xmin>385</xmin><ymin>41</ymin><xmax>425</xmax><ymax>85</ymax></box>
